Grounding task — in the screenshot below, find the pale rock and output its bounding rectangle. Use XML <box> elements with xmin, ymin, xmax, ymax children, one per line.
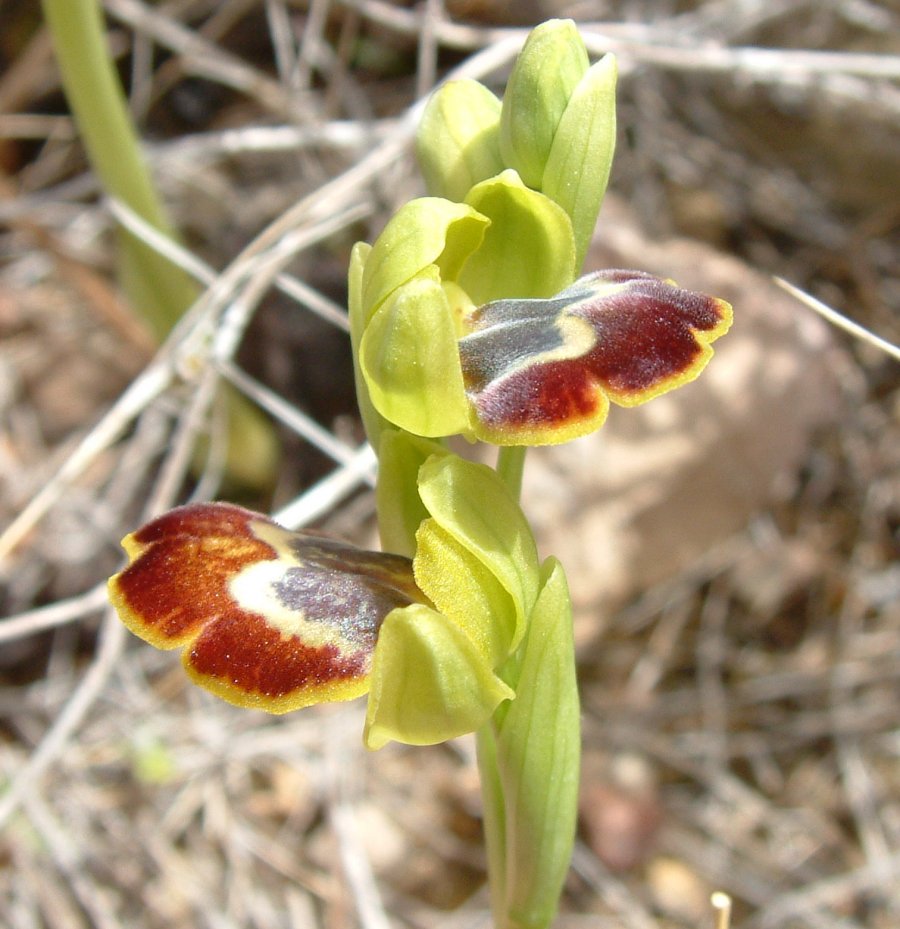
<box><xmin>646</xmin><ymin>856</ymin><xmax>712</xmax><ymax>923</ymax></box>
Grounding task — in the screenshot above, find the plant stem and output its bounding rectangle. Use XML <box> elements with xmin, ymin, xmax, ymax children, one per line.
<box><xmin>479</xmin><ymin>445</ymin><xmax>525</xmax><ymax>929</ymax></box>
<box><xmin>42</xmin><ymin>0</ymin><xmax>279</xmax><ymax>489</ymax></box>
<box><xmin>478</xmin><ymin>441</ymin><xmax>521</xmax><ymax>929</ymax></box>
<box><xmin>476</xmin><ymin>724</ymin><xmax>508</xmax><ymax>929</ymax></box>
<box><xmin>42</xmin><ymin>0</ymin><xmax>196</xmax><ymax>338</ymax></box>
<box><xmin>480</xmin><ymin>446</ymin><xmax>581</xmax><ymax>929</ymax></box>
<box><xmin>478</xmin><ymin>558</ymin><xmax>580</xmax><ymax>929</ymax></box>
<box><xmin>496</xmin><ymin>445</ymin><xmax>527</xmax><ymax>501</ymax></box>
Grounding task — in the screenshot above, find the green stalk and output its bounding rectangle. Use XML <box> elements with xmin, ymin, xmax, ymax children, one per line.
<box><xmin>480</xmin><ymin>448</ymin><xmax>579</xmax><ymax>929</ymax></box>
<box><xmin>477</xmin><ymin>445</ymin><xmax>524</xmax><ymax>929</ymax></box>
<box><xmin>496</xmin><ymin>445</ymin><xmax>527</xmax><ymax>502</ymax></box>
<box><xmin>42</xmin><ymin>0</ymin><xmax>278</xmax><ymax>489</ymax></box>
<box><xmin>479</xmin><ymin>556</ymin><xmax>580</xmax><ymax>929</ymax></box>
<box><xmin>42</xmin><ymin>0</ymin><xmax>195</xmax><ymax>338</ymax></box>
<box><xmin>476</xmin><ymin>724</ymin><xmax>509</xmax><ymax>929</ymax></box>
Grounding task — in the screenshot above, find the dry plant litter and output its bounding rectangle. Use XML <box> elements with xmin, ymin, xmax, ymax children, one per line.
<box><xmin>1</xmin><ymin>1</ymin><xmax>899</xmax><ymax>927</ymax></box>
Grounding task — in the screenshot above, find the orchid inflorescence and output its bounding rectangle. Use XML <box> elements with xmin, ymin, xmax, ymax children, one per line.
<box><xmin>109</xmin><ymin>20</ymin><xmax>731</xmax><ymax>929</ymax></box>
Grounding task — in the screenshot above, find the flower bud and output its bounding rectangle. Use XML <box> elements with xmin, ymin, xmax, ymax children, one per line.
<box><xmin>499</xmin><ymin>19</ymin><xmax>589</xmax><ymax>189</ymax></box>
<box><xmin>542</xmin><ymin>54</ymin><xmax>617</xmax><ymax>268</ymax></box>
<box><xmin>417</xmin><ymin>79</ymin><xmax>504</xmax><ymax>202</ymax></box>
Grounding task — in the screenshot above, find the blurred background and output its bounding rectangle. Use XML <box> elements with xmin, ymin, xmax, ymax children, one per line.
<box><xmin>0</xmin><ymin>2</ymin><xmax>898</xmax><ymax>927</ymax></box>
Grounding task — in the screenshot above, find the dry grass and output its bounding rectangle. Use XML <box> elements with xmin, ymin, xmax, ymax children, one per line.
<box><xmin>1</xmin><ymin>1</ymin><xmax>899</xmax><ymax>927</ymax></box>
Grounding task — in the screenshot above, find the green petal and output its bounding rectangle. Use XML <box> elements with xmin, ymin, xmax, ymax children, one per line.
<box><xmin>376</xmin><ymin>430</ymin><xmax>448</xmax><ymax>558</ymax></box>
<box><xmin>348</xmin><ymin>241</ymin><xmax>389</xmax><ymax>450</ymax></box>
<box><xmin>363</xmin><ymin>604</ymin><xmax>514</xmax><ymax>750</ymax></box>
<box><xmin>417</xmin><ymin>455</ymin><xmax>540</xmax><ymax>650</ymax></box>
<box><xmin>499</xmin><ymin>19</ymin><xmax>589</xmax><ymax>188</ymax></box>
<box><xmin>361</xmin><ymin>269</ymin><xmax>470</xmax><ymax>437</ymax></box>
<box><xmin>495</xmin><ymin>558</ymin><xmax>580</xmax><ymax>929</ymax></box>
<box><xmin>460</xmin><ymin>170</ymin><xmax>576</xmax><ymax>305</ymax></box>
<box><xmin>543</xmin><ymin>55</ymin><xmax>618</xmax><ymax>269</ymax></box>
<box><xmin>417</xmin><ymin>79</ymin><xmax>505</xmax><ymax>202</ymax></box>
<box><xmin>414</xmin><ymin>519</ymin><xmax>517</xmax><ymax>667</ymax></box>
<box><xmin>361</xmin><ymin>198</ymin><xmax>489</xmax><ymax>320</ymax></box>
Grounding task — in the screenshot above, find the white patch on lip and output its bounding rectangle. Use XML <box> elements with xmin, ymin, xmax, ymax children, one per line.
<box><xmin>229</xmin><ymin>561</ymin><xmax>339</xmax><ymax>648</ymax></box>
<box><xmin>249</xmin><ymin>519</ymin><xmax>307</xmax><ymax>564</ymax></box>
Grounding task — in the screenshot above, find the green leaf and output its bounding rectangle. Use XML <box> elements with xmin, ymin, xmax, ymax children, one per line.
<box><xmin>495</xmin><ymin>558</ymin><xmax>580</xmax><ymax>929</ymax></box>
<box><xmin>417</xmin><ymin>455</ymin><xmax>540</xmax><ymax>650</ymax></box>
<box><xmin>364</xmin><ymin>603</ymin><xmax>514</xmax><ymax>750</ymax></box>
<box><xmin>499</xmin><ymin>19</ymin><xmax>589</xmax><ymax>189</ymax></box>
<box><xmin>414</xmin><ymin>519</ymin><xmax>517</xmax><ymax>667</ymax></box>
<box><xmin>543</xmin><ymin>55</ymin><xmax>618</xmax><ymax>270</ymax></box>
<box><xmin>361</xmin><ymin>198</ymin><xmax>488</xmax><ymax>320</ymax></box>
<box><xmin>376</xmin><ymin>430</ymin><xmax>448</xmax><ymax>558</ymax></box>
<box><xmin>360</xmin><ymin>270</ymin><xmax>470</xmax><ymax>438</ymax></box>
<box><xmin>460</xmin><ymin>170</ymin><xmax>576</xmax><ymax>305</ymax></box>
<box><xmin>417</xmin><ymin>79</ymin><xmax>505</xmax><ymax>202</ymax></box>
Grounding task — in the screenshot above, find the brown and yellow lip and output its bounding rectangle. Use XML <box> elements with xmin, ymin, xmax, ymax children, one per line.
<box><xmin>109</xmin><ymin>502</ymin><xmax>425</xmax><ymax>713</ymax></box>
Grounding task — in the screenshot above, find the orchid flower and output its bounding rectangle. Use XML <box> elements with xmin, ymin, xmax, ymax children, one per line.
<box><xmin>109</xmin><ymin>452</ymin><xmax>556</xmax><ymax>751</ymax></box>
<box><xmin>353</xmin><ymin>205</ymin><xmax>731</xmax><ymax>448</ymax></box>
<box><xmin>109</xmin><ymin>20</ymin><xmax>733</xmax><ymax>929</ymax></box>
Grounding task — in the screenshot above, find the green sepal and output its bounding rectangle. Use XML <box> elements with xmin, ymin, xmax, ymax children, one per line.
<box><xmin>417</xmin><ymin>79</ymin><xmax>505</xmax><ymax>202</ymax></box>
<box><xmin>361</xmin><ymin>198</ymin><xmax>489</xmax><ymax>321</ymax></box>
<box><xmin>348</xmin><ymin>241</ymin><xmax>389</xmax><ymax>451</ymax></box>
<box><xmin>460</xmin><ymin>170</ymin><xmax>576</xmax><ymax>305</ymax></box>
<box><xmin>443</xmin><ymin>279</ymin><xmax>477</xmax><ymax>337</ymax></box>
<box><xmin>376</xmin><ymin>430</ymin><xmax>447</xmax><ymax>558</ymax></box>
<box><xmin>361</xmin><ymin>267</ymin><xmax>470</xmax><ymax>438</ymax></box>
<box><xmin>363</xmin><ymin>603</ymin><xmax>514</xmax><ymax>750</ymax></box>
<box><xmin>499</xmin><ymin>19</ymin><xmax>589</xmax><ymax>189</ymax></box>
<box><xmin>495</xmin><ymin>557</ymin><xmax>580</xmax><ymax>929</ymax></box>
<box><xmin>414</xmin><ymin>519</ymin><xmax>517</xmax><ymax>668</ymax></box>
<box><xmin>417</xmin><ymin>455</ymin><xmax>539</xmax><ymax>651</ymax></box>
<box><xmin>543</xmin><ymin>55</ymin><xmax>618</xmax><ymax>270</ymax></box>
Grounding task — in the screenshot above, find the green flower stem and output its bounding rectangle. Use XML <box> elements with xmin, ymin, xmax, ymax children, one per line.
<box><xmin>476</xmin><ymin>723</ymin><xmax>509</xmax><ymax>929</ymax></box>
<box><xmin>478</xmin><ymin>558</ymin><xmax>580</xmax><ymax>929</ymax></box>
<box><xmin>477</xmin><ymin>444</ymin><xmax>580</xmax><ymax>929</ymax></box>
<box><xmin>42</xmin><ymin>0</ymin><xmax>279</xmax><ymax>489</ymax></box>
<box><xmin>496</xmin><ymin>445</ymin><xmax>527</xmax><ymax>502</ymax></box>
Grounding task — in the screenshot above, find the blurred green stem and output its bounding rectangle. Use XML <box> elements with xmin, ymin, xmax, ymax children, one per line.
<box><xmin>42</xmin><ymin>0</ymin><xmax>195</xmax><ymax>338</ymax></box>
<box><xmin>496</xmin><ymin>446</ymin><xmax>527</xmax><ymax>503</ymax></box>
<box><xmin>477</xmin><ymin>724</ymin><xmax>510</xmax><ymax>928</ymax></box>
<box><xmin>42</xmin><ymin>0</ymin><xmax>278</xmax><ymax>488</ymax></box>
<box><xmin>480</xmin><ymin>446</ymin><xmax>580</xmax><ymax>929</ymax></box>
<box><xmin>480</xmin><ymin>443</ymin><xmax>526</xmax><ymax>928</ymax></box>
